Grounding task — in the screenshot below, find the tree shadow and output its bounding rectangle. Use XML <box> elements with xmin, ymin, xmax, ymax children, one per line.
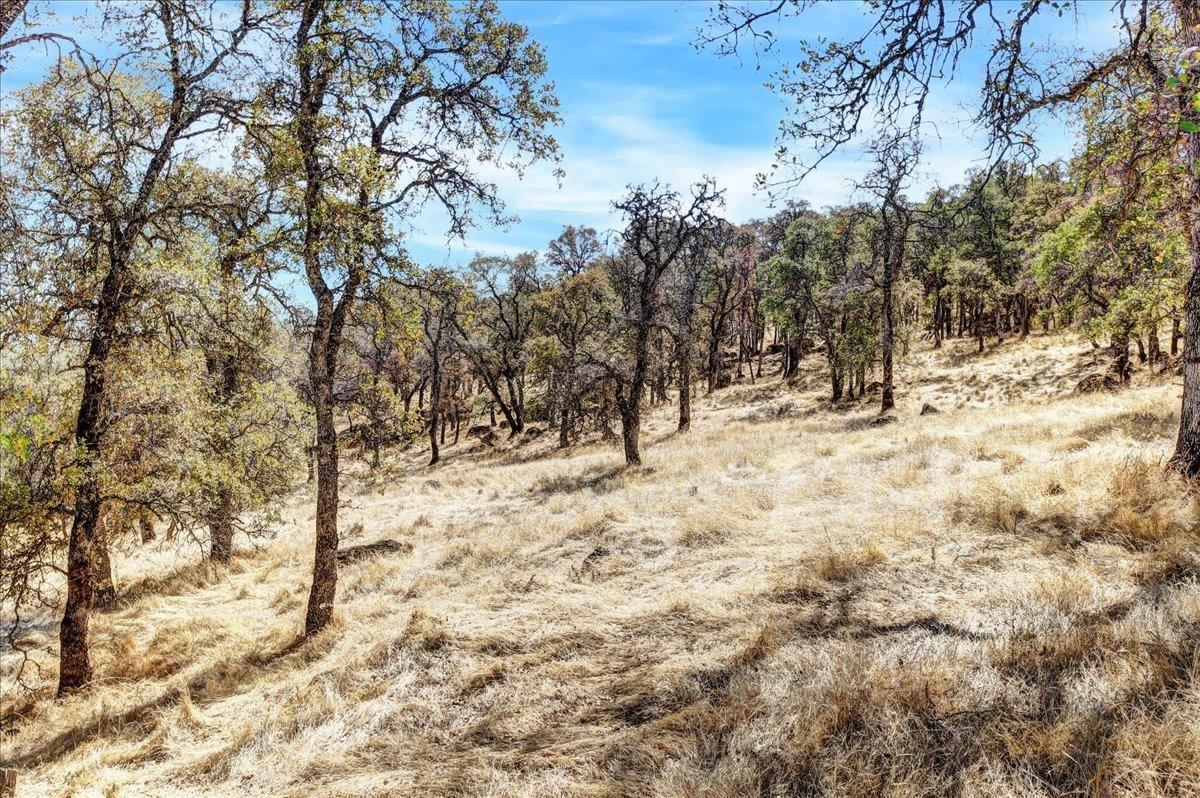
<box><xmin>1</xmin><ymin>632</ymin><xmax>313</xmax><ymax>770</ymax></box>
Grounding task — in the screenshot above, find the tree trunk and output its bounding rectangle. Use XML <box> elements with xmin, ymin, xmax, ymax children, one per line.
<box><xmin>620</xmin><ymin>402</ymin><xmax>641</xmax><ymax>466</ymax></box>
<box><xmin>1112</xmin><ymin>333</ymin><xmax>1131</xmax><ymax>385</ymax></box>
<box><xmin>138</xmin><ymin>512</ymin><xmax>155</xmax><ymax>544</ymax></box>
<box><xmin>206</xmin><ymin>274</ymin><xmax>240</xmax><ymax>564</ymax></box>
<box><xmin>94</xmin><ymin>538</ymin><xmax>117</xmax><ymax>609</ymax></box>
<box><xmin>932</xmin><ymin>291</ymin><xmax>943</xmax><ymax>349</ymax></box>
<box><xmin>1173</xmin><ymin>230</ymin><xmax>1200</xmax><ymax>473</ymax></box>
<box><xmin>304</xmin><ymin>319</ymin><xmax>340</xmax><ymax>636</ymax></box>
<box><xmin>502</xmin><ymin>372</ymin><xmax>525</xmax><ymax>435</ymax></box>
<box><xmin>428</xmin><ymin>351</ymin><xmax>441</xmax><ymax>466</ymax></box>
<box><xmin>975</xmin><ymin>301</ymin><xmax>984</xmax><ymax>353</ymax></box>
<box><xmin>706</xmin><ymin>330</ymin><xmax>723</xmax><ymax>392</ymax></box>
<box><xmin>558</xmin><ymin>373</ymin><xmax>573</xmax><ymax>448</ymax></box>
<box><xmin>58</xmin><ymin>242</ymin><xmax>133</xmax><ymax>694</ymax></box>
<box><xmin>880</xmin><ymin>273</ymin><xmax>896</xmax><ymax>413</ymax></box>
<box><xmin>209</xmin><ymin>488</ymin><xmax>234</xmax><ymax>564</ymax></box>
<box><xmin>558</xmin><ymin>405</ymin><xmax>571</xmax><ymax>448</ymax></box>
<box><xmin>677</xmin><ymin>352</ymin><xmax>691</xmax><ymax>432</ymax></box>
<box><xmin>59</xmin><ymin>462</ymin><xmax>100</xmax><ymax>694</ymax></box>
<box><xmin>1173</xmin><ymin>8</ymin><xmax>1200</xmax><ymax>475</ymax></box>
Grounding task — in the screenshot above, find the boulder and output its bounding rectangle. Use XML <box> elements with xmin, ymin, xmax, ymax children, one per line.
<box><xmin>467</xmin><ymin>425</ymin><xmax>497</xmax><ymax>446</ymax></box>
<box><xmin>1073</xmin><ymin>373</ymin><xmax>1120</xmax><ymax>395</ymax></box>
<box><xmin>919</xmin><ymin>403</ymin><xmax>940</xmax><ymax>415</ymax></box>
<box><xmin>336</xmin><ymin>539</ymin><xmax>413</xmax><ymax>565</ymax></box>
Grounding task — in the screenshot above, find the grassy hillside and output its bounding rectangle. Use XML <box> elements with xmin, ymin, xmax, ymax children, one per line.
<box><xmin>4</xmin><ymin>334</ymin><xmax>1199</xmax><ymax>797</ymax></box>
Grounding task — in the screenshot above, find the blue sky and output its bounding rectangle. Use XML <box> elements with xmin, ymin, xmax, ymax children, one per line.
<box><xmin>410</xmin><ymin>0</ymin><xmax>1117</xmax><ymax>265</ymax></box>
<box><xmin>5</xmin><ymin>1</ymin><xmax>1122</xmax><ymax>268</ymax></box>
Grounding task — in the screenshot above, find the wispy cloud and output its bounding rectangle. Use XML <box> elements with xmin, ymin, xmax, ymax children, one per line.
<box><xmin>626</xmin><ymin>33</ymin><xmax>677</xmax><ymax>47</ymax></box>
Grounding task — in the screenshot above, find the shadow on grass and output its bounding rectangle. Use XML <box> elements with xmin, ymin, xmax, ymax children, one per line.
<box><xmin>1</xmin><ymin>631</ymin><xmax>317</xmax><ymax>770</ymax></box>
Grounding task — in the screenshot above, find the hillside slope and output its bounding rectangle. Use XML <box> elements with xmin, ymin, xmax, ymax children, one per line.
<box><xmin>4</xmin><ymin>335</ymin><xmax>1199</xmax><ymax>797</ymax></box>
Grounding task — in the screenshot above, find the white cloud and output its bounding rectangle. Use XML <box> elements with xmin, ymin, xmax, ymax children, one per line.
<box><xmin>626</xmin><ymin>33</ymin><xmax>678</xmax><ymax>47</ymax></box>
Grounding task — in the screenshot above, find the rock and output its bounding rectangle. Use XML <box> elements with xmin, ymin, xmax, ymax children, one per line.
<box><xmin>919</xmin><ymin>403</ymin><xmax>940</xmax><ymax>415</ymax></box>
<box><xmin>582</xmin><ymin>545</ymin><xmax>611</xmax><ymax>567</ymax></box>
<box><xmin>870</xmin><ymin>413</ymin><xmax>897</xmax><ymax>426</ymax></box>
<box><xmin>1074</xmin><ymin>373</ymin><xmax>1120</xmax><ymax>394</ymax></box>
<box><xmin>336</xmin><ymin>539</ymin><xmax>412</xmax><ymax>565</ymax></box>
<box><xmin>524</xmin><ymin>426</ymin><xmax>544</xmax><ymax>438</ymax></box>
<box><xmin>467</xmin><ymin>425</ymin><xmax>497</xmax><ymax>446</ymax></box>
<box><xmin>425</xmin><ymin>479</ymin><xmax>442</xmax><ymax>490</ymax></box>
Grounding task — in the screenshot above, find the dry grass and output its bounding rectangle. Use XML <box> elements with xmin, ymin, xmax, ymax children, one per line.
<box><xmin>3</xmin><ymin>335</ymin><xmax>1200</xmax><ymax>797</ymax></box>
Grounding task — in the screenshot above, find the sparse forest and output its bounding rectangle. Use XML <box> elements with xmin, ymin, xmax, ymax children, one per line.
<box><xmin>2</xmin><ymin>1</ymin><xmax>1200</xmax><ymax>796</ymax></box>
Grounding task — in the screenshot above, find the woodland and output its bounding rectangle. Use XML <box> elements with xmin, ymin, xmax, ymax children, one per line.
<box><xmin>3</xmin><ymin>1</ymin><xmax>1200</xmax><ymax>796</ymax></box>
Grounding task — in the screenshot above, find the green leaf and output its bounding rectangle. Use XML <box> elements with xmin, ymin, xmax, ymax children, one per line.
<box><xmin>1181</xmin><ymin>119</ymin><xmax>1200</xmax><ymax>134</ymax></box>
<box><xmin>1168</xmin><ymin>75</ymin><xmax>1182</xmax><ymax>88</ymax></box>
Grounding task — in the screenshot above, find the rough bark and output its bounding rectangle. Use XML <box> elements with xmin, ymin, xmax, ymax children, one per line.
<box><xmin>428</xmin><ymin>348</ymin><xmax>442</xmax><ymax>466</ymax></box>
<box><xmin>1173</xmin><ymin>223</ymin><xmax>1200</xmax><ymax>474</ymax></box>
<box><xmin>304</xmin><ymin>314</ymin><xmax>340</xmax><ymax>636</ymax></box>
<box><xmin>1172</xmin><ymin>1</ymin><xmax>1200</xmax><ymax>476</ymax></box>
<box><xmin>298</xmin><ymin>0</ymin><xmax>342</xmax><ymax>638</ymax></box>
<box><xmin>209</xmin><ymin>489</ymin><xmax>234</xmax><ymax>564</ymax></box>
<box><xmin>206</xmin><ymin>338</ymin><xmax>238</xmax><ymax>564</ymax></box>
<box><xmin>677</xmin><ymin>353</ymin><xmax>692</xmax><ymax>432</ymax></box>
<box><xmin>932</xmin><ymin>291</ymin><xmax>943</xmax><ymax>349</ymax></box>
<box><xmin>880</xmin><ymin>263</ymin><xmax>896</xmax><ymax>413</ymax></box>
<box><xmin>58</xmin><ymin>236</ymin><xmax>133</xmax><ymax>695</ymax></box>
<box><xmin>620</xmin><ymin>402</ymin><xmax>641</xmax><ymax>466</ymax></box>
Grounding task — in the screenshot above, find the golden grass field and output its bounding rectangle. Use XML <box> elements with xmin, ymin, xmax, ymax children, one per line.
<box><xmin>3</xmin><ymin>334</ymin><xmax>1199</xmax><ymax>797</ymax></box>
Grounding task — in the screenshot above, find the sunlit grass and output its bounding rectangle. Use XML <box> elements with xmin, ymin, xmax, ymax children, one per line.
<box><xmin>3</xmin><ymin>335</ymin><xmax>1198</xmax><ymax>797</ymax></box>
